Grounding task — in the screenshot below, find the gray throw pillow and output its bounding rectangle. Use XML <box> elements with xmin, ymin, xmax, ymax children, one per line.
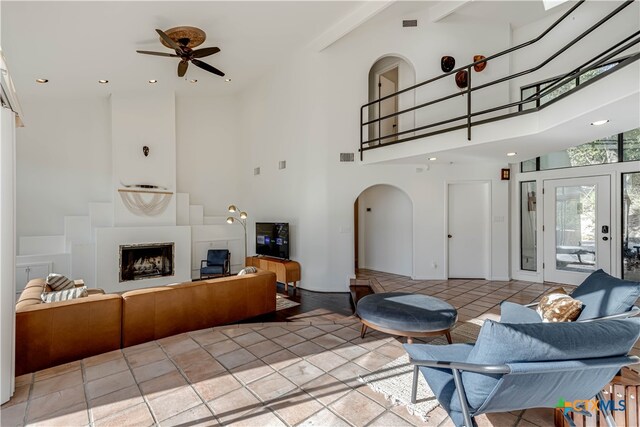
<box><xmin>45</xmin><ymin>273</ymin><xmax>75</xmax><ymax>291</ymax></box>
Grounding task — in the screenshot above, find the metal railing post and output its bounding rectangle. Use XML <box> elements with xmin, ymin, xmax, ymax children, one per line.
<box><xmin>467</xmin><ymin>66</ymin><xmax>472</xmax><ymax>141</ymax></box>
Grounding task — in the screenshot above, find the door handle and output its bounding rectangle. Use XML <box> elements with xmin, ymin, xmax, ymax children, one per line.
<box><xmin>448</xmin><ymin>234</ymin><xmax>452</xmax><ymax>238</ymax></box>
<box><xmin>602</xmin><ymin>236</ymin><xmax>609</xmax><ymax>241</ymax></box>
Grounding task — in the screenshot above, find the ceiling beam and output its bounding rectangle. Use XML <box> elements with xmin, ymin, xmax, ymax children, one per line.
<box><xmin>428</xmin><ymin>0</ymin><xmax>472</xmax><ymax>22</ymax></box>
<box><xmin>309</xmin><ymin>1</ymin><xmax>396</xmax><ymax>52</ymax></box>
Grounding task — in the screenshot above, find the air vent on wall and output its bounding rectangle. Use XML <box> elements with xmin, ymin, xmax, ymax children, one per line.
<box><xmin>279</xmin><ymin>160</ymin><xmax>286</xmax><ymax>170</ymax></box>
<box><xmin>340</xmin><ymin>153</ymin><xmax>355</xmax><ymax>162</ymax></box>
<box><xmin>254</xmin><ymin>167</ymin><xmax>260</xmax><ymax>175</ymax></box>
<box><xmin>402</xmin><ymin>20</ymin><xmax>418</xmax><ymax>27</ymax></box>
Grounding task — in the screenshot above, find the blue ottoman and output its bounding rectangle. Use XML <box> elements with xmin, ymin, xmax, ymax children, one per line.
<box><xmin>356</xmin><ymin>292</ymin><xmax>458</xmax><ymax>343</ymax></box>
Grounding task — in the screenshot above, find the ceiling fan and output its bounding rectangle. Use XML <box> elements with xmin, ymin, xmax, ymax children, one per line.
<box><xmin>137</xmin><ymin>26</ymin><xmax>225</xmax><ymax>78</ymax></box>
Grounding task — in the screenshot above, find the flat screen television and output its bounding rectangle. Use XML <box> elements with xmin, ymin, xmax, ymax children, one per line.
<box><xmin>256</xmin><ymin>222</ymin><xmax>289</xmax><ymax>259</ymax></box>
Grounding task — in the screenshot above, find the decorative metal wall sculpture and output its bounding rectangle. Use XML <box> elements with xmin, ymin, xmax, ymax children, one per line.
<box><xmin>143</xmin><ymin>146</ymin><xmax>150</xmax><ymax>157</ymax></box>
<box><xmin>473</xmin><ymin>55</ymin><xmax>487</xmax><ymax>72</ymax></box>
<box><xmin>455</xmin><ymin>70</ymin><xmax>468</xmax><ymax>89</ymax></box>
<box><xmin>441</xmin><ymin>56</ymin><xmax>455</xmax><ymax>73</ymax></box>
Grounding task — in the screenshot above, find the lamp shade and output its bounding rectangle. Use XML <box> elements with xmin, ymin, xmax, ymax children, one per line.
<box><xmin>226</xmin><ymin>217</ymin><xmax>234</xmax><ymax>224</ymax></box>
<box><xmin>239</xmin><ymin>211</ymin><xmax>248</xmax><ymax>220</ymax></box>
<box><xmin>228</xmin><ymin>205</ymin><xmax>237</xmax><ymax>213</ymax></box>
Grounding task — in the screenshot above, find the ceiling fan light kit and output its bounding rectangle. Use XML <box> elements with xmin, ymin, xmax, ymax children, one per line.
<box><xmin>136</xmin><ymin>26</ymin><xmax>225</xmax><ymax>78</ymax></box>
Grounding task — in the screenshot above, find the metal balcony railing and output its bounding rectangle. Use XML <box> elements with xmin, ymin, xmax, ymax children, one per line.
<box><xmin>359</xmin><ymin>0</ymin><xmax>640</xmax><ymax>160</ymax></box>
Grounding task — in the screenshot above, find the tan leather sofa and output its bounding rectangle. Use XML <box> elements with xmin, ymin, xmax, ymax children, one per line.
<box><xmin>15</xmin><ymin>270</ymin><xmax>277</xmax><ymax>375</ymax></box>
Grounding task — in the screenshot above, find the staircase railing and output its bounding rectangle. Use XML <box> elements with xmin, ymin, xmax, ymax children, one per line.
<box><xmin>359</xmin><ymin>0</ymin><xmax>640</xmax><ymax>160</ymax></box>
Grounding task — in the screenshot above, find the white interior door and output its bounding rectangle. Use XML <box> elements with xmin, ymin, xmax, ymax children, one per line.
<box><xmin>448</xmin><ymin>182</ymin><xmax>489</xmax><ymax>279</ymax></box>
<box><xmin>543</xmin><ymin>176</ymin><xmax>611</xmax><ymax>285</ymax></box>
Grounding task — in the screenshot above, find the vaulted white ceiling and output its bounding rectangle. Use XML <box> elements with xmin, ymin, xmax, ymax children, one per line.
<box><xmin>1</xmin><ymin>1</ymin><xmax>364</xmax><ymax>97</ymax></box>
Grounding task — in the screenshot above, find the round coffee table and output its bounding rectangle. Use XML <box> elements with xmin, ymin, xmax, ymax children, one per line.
<box><xmin>356</xmin><ymin>292</ymin><xmax>458</xmax><ymax>344</ymax></box>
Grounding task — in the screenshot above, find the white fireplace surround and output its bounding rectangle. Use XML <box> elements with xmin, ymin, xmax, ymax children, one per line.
<box><xmin>96</xmin><ymin>226</ymin><xmax>191</xmax><ymax>293</ymax></box>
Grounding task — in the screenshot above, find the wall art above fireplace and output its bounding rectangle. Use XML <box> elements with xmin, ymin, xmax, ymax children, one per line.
<box><xmin>119</xmin><ymin>242</ymin><xmax>175</xmax><ymax>282</ymax></box>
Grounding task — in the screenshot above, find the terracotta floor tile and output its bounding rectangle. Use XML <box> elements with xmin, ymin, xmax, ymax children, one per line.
<box><xmin>300</xmin><ymin>374</ymin><xmax>351</xmax><ymax>406</ymax></box>
<box><xmin>139</xmin><ymin>370</ymin><xmax>188</xmax><ymax>401</ymax></box>
<box><xmin>295</xmin><ymin>326</ymin><xmax>326</xmax><ymax>339</ymax></box>
<box><xmin>233</xmin><ymin>331</ymin><xmax>268</xmax><ymax>347</ymax></box>
<box><xmin>148</xmin><ymin>385</ymin><xmax>203</xmax><ymax>421</ymax></box>
<box><xmin>181</xmin><ymin>357</ymin><xmax>227</xmax><ymax>383</ymax></box>
<box><xmin>207</xmin><ymin>387</ymin><xmax>261</xmax><ymax>425</ymax></box>
<box><xmin>122</xmin><ymin>340</ymin><xmax>159</xmax><ymax>356</ymax></box>
<box><xmin>227</xmin><ymin>407</ymin><xmax>287</xmax><ymax>427</ymax></box>
<box><xmin>476</xmin><ymin>412</ymin><xmax>519</xmax><ymax>427</ymax></box>
<box><xmin>374</xmin><ymin>341</ymin><xmax>407</xmax><ymax>360</ymax></box>
<box><xmin>307</xmin><ymin>351</ymin><xmax>348</xmax><ymax>372</ymax></box>
<box><xmin>331</xmin><ymin>326</ymin><xmax>362</xmax><ymax>341</ymax></box>
<box><xmin>353</xmin><ymin>351</ymin><xmax>393</xmax><ymax>371</ymax></box>
<box><xmin>193</xmin><ymin>372</ymin><xmax>243</xmax><ymax>402</ymax></box>
<box><xmin>332</xmin><ymin>343</ymin><xmax>369</xmax><ymax>361</ymax></box>
<box><xmin>14</xmin><ymin>373</ymin><xmax>33</xmax><ymax>388</ymax></box>
<box><xmin>230</xmin><ymin>359</ymin><xmax>275</xmax><ymax>385</ymax></box>
<box><xmin>160</xmin><ymin>404</ymin><xmax>219</xmax><ymax>426</ymax></box>
<box><xmin>247</xmin><ymin>372</ymin><xmax>297</xmax><ymax>402</ymax></box>
<box><xmin>272</xmin><ymin>332</ymin><xmax>307</xmax><ymax>348</ymax></box>
<box><xmin>33</xmin><ymin>360</ymin><xmax>81</xmax><ymax>382</ymax></box>
<box><xmin>288</xmin><ymin>341</ymin><xmax>326</xmax><ymax>358</ymax></box>
<box><xmin>83</xmin><ymin>350</ymin><xmax>124</xmax><ymax>368</ymax></box>
<box><xmin>26</xmin><ymin>385</ymin><xmax>86</xmax><ymax>423</ymax></box>
<box><xmin>279</xmin><ymin>360</ymin><xmax>324</xmax><ymax>386</ymax></box>
<box><xmin>94</xmin><ymin>402</ymin><xmax>155</xmax><ymax>427</ymax></box>
<box><xmin>311</xmin><ymin>333</ymin><xmax>347</xmax><ymax>350</ymax></box>
<box><xmin>257</xmin><ymin>326</ymin><xmax>290</xmax><ymax>339</ymax></box>
<box><xmin>86</xmin><ymin>370</ymin><xmax>136</xmax><ymax>400</ymax></box>
<box><xmin>84</xmin><ymin>357</ymin><xmax>129</xmax><ymax>382</ymax></box>
<box><xmin>216</xmin><ymin>348</ymin><xmax>258</xmax><ymax>370</ymax></box>
<box><xmin>204</xmin><ymin>339</ymin><xmax>241</xmax><ymax>357</ymax></box>
<box><xmin>31</xmin><ymin>370</ymin><xmax>83</xmax><ymax>399</ymax></box>
<box><xmin>368</xmin><ymin>411</ymin><xmax>414</xmax><ymax>426</ymax></box>
<box><xmin>132</xmin><ymin>358</ymin><xmax>178</xmax><ymax>383</ymax></box>
<box><xmin>27</xmin><ymin>401</ymin><xmax>89</xmax><ymax>427</ymax></box>
<box><xmin>329</xmin><ymin>362</ymin><xmax>370</xmax><ymax>387</ymax></box>
<box><xmin>159</xmin><ymin>334</ymin><xmax>201</xmax><ymax>356</ymax></box>
<box><xmin>261</xmin><ymin>349</ymin><xmax>302</xmax><ymax>371</ymax></box>
<box><xmin>89</xmin><ymin>384</ymin><xmax>144</xmax><ymax>422</ymax></box>
<box><xmin>220</xmin><ymin>327</ymin><xmax>252</xmax><ymax>339</ymax></box>
<box><xmin>125</xmin><ymin>346</ymin><xmax>167</xmax><ymax>369</ymax></box>
<box><xmin>268</xmin><ymin>389</ymin><xmax>323</xmax><ymax>426</ymax></box>
<box><xmin>172</xmin><ymin>347</ymin><xmax>212</xmax><ymax>369</ymax></box>
<box><xmin>246</xmin><ymin>339</ymin><xmax>284</xmax><ymax>359</ymax></box>
<box><xmin>189</xmin><ymin>329</ymin><xmax>229</xmax><ymax>347</ymax></box>
<box><xmin>520</xmin><ymin>408</ymin><xmax>555</xmax><ymax>426</ymax></box>
<box><xmin>297</xmin><ymin>408</ymin><xmax>350</xmax><ymax>427</ymax></box>
<box><xmin>330</xmin><ymin>389</ymin><xmax>385</xmax><ymax>425</ymax></box>
<box><xmin>0</xmin><ymin>401</ymin><xmax>26</xmax><ymax>427</ymax></box>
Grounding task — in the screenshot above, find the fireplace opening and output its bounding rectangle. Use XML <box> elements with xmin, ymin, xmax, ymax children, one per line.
<box><xmin>119</xmin><ymin>242</ymin><xmax>174</xmax><ymax>282</ymax></box>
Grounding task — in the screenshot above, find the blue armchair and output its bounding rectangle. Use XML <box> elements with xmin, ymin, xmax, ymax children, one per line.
<box><xmin>405</xmin><ymin>319</ymin><xmax>640</xmax><ymax>427</ymax></box>
<box><xmin>501</xmin><ymin>269</ymin><xmax>640</xmax><ymax>324</ymax></box>
<box><xmin>200</xmin><ymin>249</ymin><xmax>231</xmax><ymax>279</ymax></box>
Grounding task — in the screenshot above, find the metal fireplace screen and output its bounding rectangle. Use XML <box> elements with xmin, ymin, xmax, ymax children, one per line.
<box><xmin>119</xmin><ymin>242</ymin><xmax>175</xmax><ymax>282</ymax></box>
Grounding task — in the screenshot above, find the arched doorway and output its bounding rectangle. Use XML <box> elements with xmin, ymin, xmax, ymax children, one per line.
<box><xmin>367</xmin><ymin>55</ymin><xmax>416</xmax><ymax>146</ymax></box>
<box><xmin>354</xmin><ymin>184</ymin><xmax>413</xmax><ymax>276</ymax></box>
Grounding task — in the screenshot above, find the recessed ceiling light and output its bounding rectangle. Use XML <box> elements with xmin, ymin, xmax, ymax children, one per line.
<box><xmin>148</xmin><ymin>79</ymin><xmax>158</xmax><ymax>84</ymax></box>
<box><xmin>428</xmin><ymin>157</ymin><xmax>437</xmax><ymax>161</ymax></box>
<box><xmin>225</xmin><ymin>78</ymin><xmax>231</xmax><ymax>82</ymax></box>
<box><xmin>98</xmin><ymin>79</ymin><xmax>109</xmax><ymax>84</ymax></box>
<box><xmin>507</xmin><ymin>152</ymin><xmax>517</xmax><ymax>157</ymax></box>
<box><xmin>36</xmin><ymin>78</ymin><xmax>48</xmax><ymax>84</ymax></box>
<box><xmin>189</xmin><ymin>79</ymin><xmax>198</xmax><ymax>83</ymax></box>
<box><xmin>591</xmin><ymin>119</ymin><xmax>609</xmax><ymax>126</ymax></box>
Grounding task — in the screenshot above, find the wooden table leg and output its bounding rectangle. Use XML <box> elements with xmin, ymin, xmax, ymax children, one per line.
<box><xmin>360</xmin><ymin>324</ymin><xmax>368</xmax><ymax>339</ymax></box>
<box><xmin>445</xmin><ymin>331</ymin><xmax>453</xmax><ymax>344</ymax></box>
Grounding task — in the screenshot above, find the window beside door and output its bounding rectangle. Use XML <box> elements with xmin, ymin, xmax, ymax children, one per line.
<box><xmin>520</xmin><ymin>181</ymin><xmax>537</xmax><ymax>271</ymax></box>
<box><xmin>623</xmin><ymin>172</ymin><xmax>640</xmax><ymax>281</ymax></box>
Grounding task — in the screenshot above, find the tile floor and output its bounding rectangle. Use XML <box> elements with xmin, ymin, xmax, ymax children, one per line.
<box><xmin>1</xmin><ymin>270</ymin><xmax>628</xmax><ymax>427</ymax></box>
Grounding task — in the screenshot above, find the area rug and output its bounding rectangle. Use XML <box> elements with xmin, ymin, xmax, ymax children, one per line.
<box><xmin>276</xmin><ymin>294</ymin><xmax>301</xmax><ymax>311</ymax></box>
<box><xmin>358</xmin><ymin>320</ymin><xmax>483</xmax><ymax>421</ymax></box>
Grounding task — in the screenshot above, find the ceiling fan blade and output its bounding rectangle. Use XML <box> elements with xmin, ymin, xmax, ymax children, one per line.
<box><xmin>155</xmin><ymin>29</ymin><xmax>183</xmax><ymax>54</ymax></box>
<box><xmin>192</xmin><ymin>59</ymin><xmax>225</xmax><ymax>77</ymax></box>
<box><xmin>192</xmin><ymin>47</ymin><xmax>220</xmax><ymax>59</ymax></box>
<box><xmin>178</xmin><ymin>61</ymin><xmax>189</xmax><ymax>77</ymax></box>
<box><xmin>136</xmin><ymin>50</ymin><xmax>179</xmax><ymax>57</ymax></box>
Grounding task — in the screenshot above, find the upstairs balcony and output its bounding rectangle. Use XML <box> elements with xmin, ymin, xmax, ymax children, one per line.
<box><xmin>359</xmin><ymin>0</ymin><xmax>640</xmax><ymax>165</ymax></box>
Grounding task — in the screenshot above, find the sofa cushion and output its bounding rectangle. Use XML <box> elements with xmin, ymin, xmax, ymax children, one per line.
<box><xmin>500</xmin><ymin>301</ymin><xmax>541</xmax><ymax>324</ymax></box>
<box><xmin>16</xmin><ymin>279</ymin><xmax>46</xmax><ymax>311</ymax></box>
<box><xmin>571</xmin><ymin>269</ymin><xmax>640</xmax><ymax>320</ymax></box>
<box><xmin>41</xmin><ymin>286</ymin><xmax>88</xmax><ymax>303</ymax></box>
<box><xmin>46</xmin><ymin>273</ymin><xmax>75</xmax><ymax>291</ymax></box>
<box><xmin>462</xmin><ymin>319</ymin><xmax>640</xmax><ymax>411</ymax></box>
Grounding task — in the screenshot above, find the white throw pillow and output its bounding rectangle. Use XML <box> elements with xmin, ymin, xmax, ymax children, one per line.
<box><xmin>41</xmin><ymin>286</ymin><xmax>88</xmax><ymax>303</ymax></box>
<box><xmin>237</xmin><ymin>266</ymin><xmax>258</xmax><ymax>276</ymax></box>
<box><xmin>45</xmin><ymin>273</ymin><xmax>75</xmax><ymax>291</ymax></box>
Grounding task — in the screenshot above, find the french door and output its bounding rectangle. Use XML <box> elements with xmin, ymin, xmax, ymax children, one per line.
<box><xmin>543</xmin><ymin>176</ymin><xmax>611</xmax><ymax>285</ymax></box>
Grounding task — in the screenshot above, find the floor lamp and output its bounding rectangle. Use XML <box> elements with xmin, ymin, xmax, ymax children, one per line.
<box><xmin>226</xmin><ymin>205</ymin><xmax>248</xmax><ymax>263</ymax></box>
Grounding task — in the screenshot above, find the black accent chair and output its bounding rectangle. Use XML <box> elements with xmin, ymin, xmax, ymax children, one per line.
<box><xmin>200</xmin><ymin>249</ymin><xmax>231</xmax><ymax>279</ymax></box>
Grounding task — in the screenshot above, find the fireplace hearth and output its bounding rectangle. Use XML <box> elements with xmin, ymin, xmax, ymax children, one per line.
<box><xmin>119</xmin><ymin>242</ymin><xmax>174</xmax><ymax>282</ymax></box>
